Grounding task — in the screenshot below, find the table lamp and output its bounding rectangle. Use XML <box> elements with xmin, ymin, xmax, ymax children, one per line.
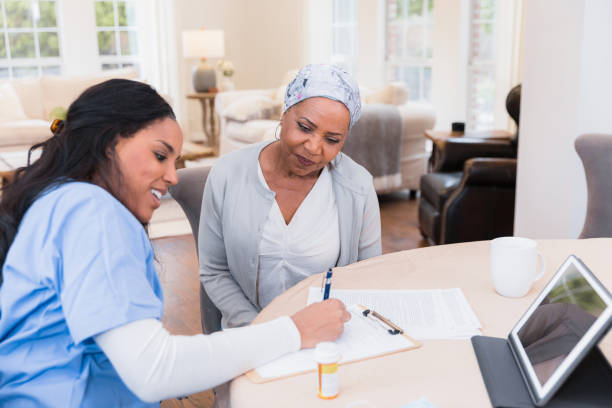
<box><xmin>182</xmin><ymin>29</ymin><xmax>225</xmax><ymax>93</ymax></box>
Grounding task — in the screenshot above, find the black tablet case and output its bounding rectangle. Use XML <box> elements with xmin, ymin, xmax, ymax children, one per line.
<box><xmin>471</xmin><ymin>335</ymin><xmax>612</xmax><ymax>407</ymax></box>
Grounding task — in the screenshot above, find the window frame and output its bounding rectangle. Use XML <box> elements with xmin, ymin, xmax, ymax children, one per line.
<box><xmin>94</xmin><ymin>0</ymin><xmax>140</xmax><ymax>72</ymax></box>
<box><xmin>0</xmin><ymin>0</ymin><xmax>62</xmax><ymax>78</ymax></box>
<box><xmin>466</xmin><ymin>0</ymin><xmax>497</xmax><ymax>131</ymax></box>
<box><xmin>331</xmin><ymin>0</ymin><xmax>358</xmax><ymax>74</ymax></box>
<box><xmin>385</xmin><ymin>0</ymin><xmax>434</xmax><ymax>102</ymax></box>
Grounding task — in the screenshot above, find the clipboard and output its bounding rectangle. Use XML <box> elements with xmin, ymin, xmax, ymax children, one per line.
<box><xmin>245</xmin><ymin>304</ymin><xmax>421</xmax><ymax>384</ymax></box>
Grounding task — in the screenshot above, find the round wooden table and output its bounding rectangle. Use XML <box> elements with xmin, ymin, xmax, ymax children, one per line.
<box><xmin>230</xmin><ymin>239</ymin><xmax>612</xmax><ymax>407</ymax></box>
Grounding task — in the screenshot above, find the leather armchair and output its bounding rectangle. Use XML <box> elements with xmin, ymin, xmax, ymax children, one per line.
<box><xmin>418</xmin><ymin>84</ymin><xmax>521</xmax><ymax>245</ymax></box>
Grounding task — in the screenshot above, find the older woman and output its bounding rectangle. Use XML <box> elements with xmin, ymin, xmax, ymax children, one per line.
<box><xmin>200</xmin><ymin>64</ymin><xmax>382</xmax><ymax>328</ymax></box>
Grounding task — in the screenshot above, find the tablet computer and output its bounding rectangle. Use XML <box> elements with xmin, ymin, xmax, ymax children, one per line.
<box><xmin>508</xmin><ymin>255</ymin><xmax>612</xmax><ymax>406</ymax></box>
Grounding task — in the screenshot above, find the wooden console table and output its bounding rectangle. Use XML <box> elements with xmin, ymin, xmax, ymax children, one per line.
<box><xmin>424</xmin><ymin>129</ymin><xmax>513</xmax><ymax>171</ymax></box>
<box><xmin>425</xmin><ymin>129</ymin><xmax>513</xmax><ymax>144</ymax></box>
<box><xmin>176</xmin><ymin>141</ymin><xmax>215</xmax><ymax>169</ymax></box>
<box><xmin>187</xmin><ymin>93</ymin><xmax>220</xmax><ymax>155</ymax></box>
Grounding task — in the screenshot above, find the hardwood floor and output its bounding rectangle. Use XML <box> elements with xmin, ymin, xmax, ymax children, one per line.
<box><xmin>154</xmin><ymin>192</ymin><xmax>425</xmax><ymax>407</ymax></box>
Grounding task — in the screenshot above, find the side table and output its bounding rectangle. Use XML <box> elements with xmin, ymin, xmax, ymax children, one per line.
<box><xmin>424</xmin><ymin>129</ymin><xmax>513</xmax><ymax>171</ymax></box>
<box><xmin>176</xmin><ymin>141</ymin><xmax>216</xmax><ymax>169</ymax></box>
<box><xmin>187</xmin><ymin>93</ymin><xmax>220</xmax><ymax>155</ymax></box>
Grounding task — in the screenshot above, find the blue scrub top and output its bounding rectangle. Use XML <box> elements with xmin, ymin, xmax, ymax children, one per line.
<box><xmin>0</xmin><ymin>182</ymin><xmax>164</xmax><ymax>407</ymax></box>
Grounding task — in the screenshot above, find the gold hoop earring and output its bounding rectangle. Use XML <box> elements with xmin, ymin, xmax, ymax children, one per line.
<box><xmin>274</xmin><ymin>123</ymin><xmax>281</xmax><ymax>140</ymax></box>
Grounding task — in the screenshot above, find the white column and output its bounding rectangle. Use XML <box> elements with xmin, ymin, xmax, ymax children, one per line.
<box><xmin>303</xmin><ymin>0</ymin><xmax>332</xmax><ymax>66</ymax></box>
<box><xmin>58</xmin><ymin>0</ymin><xmax>99</xmax><ymax>75</ymax></box>
<box><xmin>514</xmin><ymin>0</ymin><xmax>612</xmax><ymax>238</ymax></box>
<box><xmin>356</xmin><ymin>0</ymin><xmax>385</xmax><ymax>88</ymax></box>
<box><xmin>429</xmin><ymin>0</ymin><xmax>470</xmax><ymax>131</ymax></box>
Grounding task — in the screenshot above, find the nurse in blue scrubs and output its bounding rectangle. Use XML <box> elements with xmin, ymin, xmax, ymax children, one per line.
<box><xmin>0</xmin><ymin>79</ymin><xmax>350</xmax><ymax>407</ymax></box>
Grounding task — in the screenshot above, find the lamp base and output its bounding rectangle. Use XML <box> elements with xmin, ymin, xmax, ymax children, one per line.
<box><xmin>192</xmin><ymin>60</ymin><xmax>216</xmax><ymax>93</ymax></box>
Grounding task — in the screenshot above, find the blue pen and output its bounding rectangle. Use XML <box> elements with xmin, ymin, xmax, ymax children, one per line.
<box><xmin>322</xmin><ymin>268</ymin><xmax>333</xmax><ymax>300</ymax></box>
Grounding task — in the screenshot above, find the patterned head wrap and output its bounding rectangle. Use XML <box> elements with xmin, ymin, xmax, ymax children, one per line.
<box><xmin>283</xmin><ymin>64</ymin><xmax>361</xmax><ymax>130</ymax></box>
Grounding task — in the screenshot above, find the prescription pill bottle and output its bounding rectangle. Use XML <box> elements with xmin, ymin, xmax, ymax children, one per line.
<box><xmin>315</xmin><ymin>342</ymin><xmax>340</xmax><ymax>399</ymax></box>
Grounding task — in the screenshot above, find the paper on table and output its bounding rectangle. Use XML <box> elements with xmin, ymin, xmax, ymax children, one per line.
<box><xmin>255</xmin><ymin>304</ymin><xmax>417</xmax><ymax>380</ymax></box>
<box><xmin>307</xmin><ymin>288</ymin><xmax>481</xmax><ymax>340</ymax></box>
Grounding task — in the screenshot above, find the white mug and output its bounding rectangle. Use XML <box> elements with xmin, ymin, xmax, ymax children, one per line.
<box><xmin>490</xmin><ymin>237</ymin><xmax>546</xmax><ymax>298</ymax></box>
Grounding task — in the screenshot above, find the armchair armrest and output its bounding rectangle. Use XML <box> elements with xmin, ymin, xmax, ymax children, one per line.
<box><xmin>431</xmin><ymin>137</ymin><xmax>516</xmax><ymax>172</ymax></box>
<box><xmin>440</xmin><ymin>157</ymin><xmax>517</xmax><ymax>244</ymax></box>
<box><xmin>461</xmin><ymin>158</ymin><xmax>517</xmax><ymax>187</ymax></box>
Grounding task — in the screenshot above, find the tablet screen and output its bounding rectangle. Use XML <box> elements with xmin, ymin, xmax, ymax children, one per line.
<box><xmin>517</xmin><ymin>261</ymin><xmax>606</xmax><ymax>387</ymax></box>
<box><xmin>508</xmin><ymin>255</ymin><xmax>612</xmax><ymax>407</ymax></box>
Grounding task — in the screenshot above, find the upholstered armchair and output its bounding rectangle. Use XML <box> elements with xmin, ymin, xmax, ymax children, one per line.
<box><xmin>418</xmin><ymin>84</ymin><xmax>521</xmax><ymax>245</ymax></box>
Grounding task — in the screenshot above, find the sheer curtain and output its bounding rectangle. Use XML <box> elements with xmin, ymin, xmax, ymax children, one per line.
<box><xmin>137</xmin><ymin>0</ymin><xmax>181</xmax><ymax>118</ymax></box>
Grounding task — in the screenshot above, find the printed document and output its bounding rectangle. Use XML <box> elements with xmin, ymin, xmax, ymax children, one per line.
<box><xmin>306</xmin><ymin>288</ymin><xmax>482</xmax><ymax>340</ymax></box>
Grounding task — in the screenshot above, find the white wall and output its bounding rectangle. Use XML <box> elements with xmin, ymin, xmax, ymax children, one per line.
<box><xmin>514</xmin><ymin>0</ymin><xmax>612</xmax><ymax>238</ymax></box>
<box><xmin>173</xmin><ymin>0</ymin><xmax>309</xmax><ymax>141</ymax></box>
<box><xmin>430</xmin><ymin>0</ymin><xmax>470</xmax><ymax>131</ymax></box>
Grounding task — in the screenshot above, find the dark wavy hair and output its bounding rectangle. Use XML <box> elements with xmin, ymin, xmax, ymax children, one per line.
<box><xmin>0</xmin><ymin>79</ymin><xmax>175</xmax><ymax>284</ymax></box>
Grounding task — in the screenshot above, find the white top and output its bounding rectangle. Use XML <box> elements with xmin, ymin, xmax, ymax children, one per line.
<box><xmin>257</xmin><ymin>163</ymin><xmax>340</xmax><ymax>308</ymax></box>
<box><xmin>95</xmin><ymin>317</ymin><xmax>300</xmax><ymax>402</ymax></box>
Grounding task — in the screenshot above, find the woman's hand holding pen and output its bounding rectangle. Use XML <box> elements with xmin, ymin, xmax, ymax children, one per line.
<box><xmin>290</xmin><ymin>299</ymin><xmax>352</xmax><ymax>349</ymax></box>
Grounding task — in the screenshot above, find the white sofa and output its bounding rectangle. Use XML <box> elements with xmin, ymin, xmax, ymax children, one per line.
<box><xmin>0</xmin><ymin>68</ymin><xmax>138</xmax><ymax>148</ymax></box>
<box><xmin>215</xmin><ymin>76</ymin><xmax>436</xmax><ymax>193</ymax></box>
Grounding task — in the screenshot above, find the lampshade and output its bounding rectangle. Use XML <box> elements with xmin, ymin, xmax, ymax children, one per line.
<box><xmin>182</xmin><ymin>30</ymin><xmax>225</xmax><ymax>59</ymax></box>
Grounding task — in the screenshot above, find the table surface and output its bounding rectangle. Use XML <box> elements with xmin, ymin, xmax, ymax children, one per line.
<box><xmin>187</xmin><ymin>92</ymin><xmax>218</xmax><ymax>99</ymax></box>
<box><xmin>425</xmin><ymin>129</ymin><xmax>513</xmax><ymax>142</ymax></box>
<box><xmin>230</xmin><ymin>239</ymin><xmax>612</xmax><ymax>407</ymax></box>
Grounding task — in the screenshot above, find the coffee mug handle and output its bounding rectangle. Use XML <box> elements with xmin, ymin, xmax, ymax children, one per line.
<box><xmin>534</xmin><ymin>252</ymin><xmax>546</xmax><ymax>281</ymax></box>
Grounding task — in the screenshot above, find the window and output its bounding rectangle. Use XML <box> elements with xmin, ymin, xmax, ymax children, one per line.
<box><xmin>386</xmin><ymin>0</ymin><xmax>433</xmax><ymax>101</ymax></box>
<box><xmin>331</xmin><ymin>0</ymin><xmax>358</xmax><ymax>74</ymax></box>
<box><xmin>94</xmin><ymin>0</ymin><xmax>139</xmax><ymax>72</ymax></box>
<box><xmin>0</xmin><ymin>0</ymin><xmax>61</xmax><ymax>78</ymax></box>
<box><xmin>467</xmin><ymin>0</ymin><xmax>496</xmax><ymax>130</ymax></box>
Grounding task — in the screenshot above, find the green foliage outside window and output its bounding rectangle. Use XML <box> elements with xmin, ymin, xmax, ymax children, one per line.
<box><xmin>98</xmin><ymin>31</ymin><xmax>116</xmax><ymax>55</ymax></box>
<box><xmin>95</xmin><ymin>1</ymin><xmax>115</xmax><ymax>27</ymax></box>
<box><xmin>395</xmin><ymin>0</ymin><xmax>433</xmax><ymax>19</ymax></box>
<box><xmin>39</xmin><ymin>32</ymin><xmax>59</xmax><ymax>57</ymax></box>
<box><xmin>478</xmin><ymin>0</ymin><xmax>495</xmax><ymax>20</ymax></box>
<box><xmin>95</xmin><ymin>1</ymin><xmax>138</xmax><ymax>63</ymax></box>
<box><xmin>38</xmin><ymin>1</ymin><xmax>57</xmax><ymax>27</ymax></box>
<box><xmin>5</xmin><ymin>0</ymin><xmax>33</xmax><ymax>28</ymax></box>
<box><xmin>0</xmin><ymin>0</ymin><xmax>60</xmax><ymax>78</ymax></box>
<box><xmin>9</xmin><ymin>32</ymin><xmax>35</xmax><ymax>58</ymax></box>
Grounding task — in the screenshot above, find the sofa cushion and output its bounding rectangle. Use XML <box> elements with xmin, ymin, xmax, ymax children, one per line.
<box><xmin>6</xmin><ymin>78</ymin><xmax>45</xmax><ymax>120</ymax></box>
<box><xmin>40</xmin><ymin>68</ymin><xmax>138</xmax><ymax>119</ymax></box>
<box><xmin>362</xmin><ymin>83</ymin><xmax>409</xmax><ymax>105</ymax></box>
<box><xmin>224</xmin><ymin>95</ymin><xmax>281</xmax><ymax>123</ymax></box>
<box><xmin>224</xmin><ymin>119</ymin><xmax>278</xmax><ymax>144</ymax></box>
<box><xmin>0</xmin><ymin>83</ymin><xmax>28</xmax><ymax>122</ymax></box>
<box><xmin>0</xmin><ymin>119</ymin><xmax>51</xmax><ymax>147</ymax></box>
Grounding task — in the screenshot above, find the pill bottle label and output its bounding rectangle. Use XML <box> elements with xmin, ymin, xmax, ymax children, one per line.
<box><xmin>318</xmin><ymin>362</ymin><xmax>339</xmax><ymax>399</ymax></box>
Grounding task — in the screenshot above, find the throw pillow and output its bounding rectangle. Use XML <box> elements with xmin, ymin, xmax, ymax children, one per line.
<box><xmin>0</xmin><ymin>82</ymin><xmax>28</xmax><ymax>122</ymax></box>
<box><xmin>223</xmin><ymin>95</ymin><xmax>281</xmax><ymax>123</ymax></box>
